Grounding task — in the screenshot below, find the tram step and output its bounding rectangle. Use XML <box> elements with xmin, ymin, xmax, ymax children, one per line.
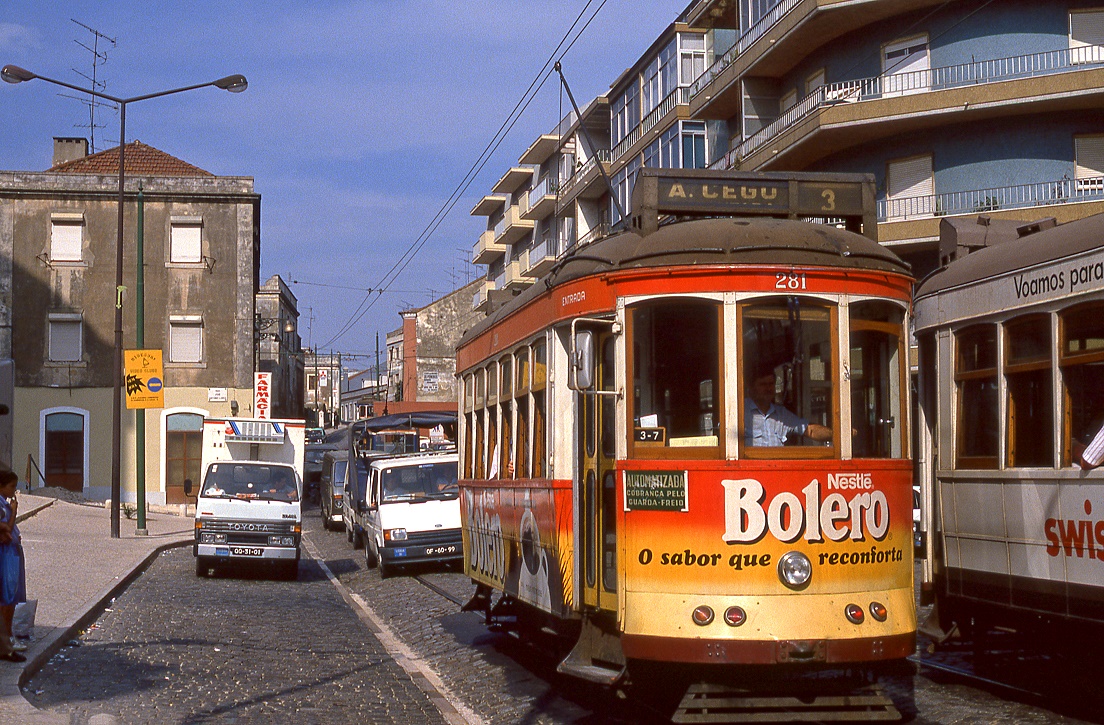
<box><xmin>672</xmin><ymin>683</ymin><xmax>901</xmax><ymax>723</ymax></box>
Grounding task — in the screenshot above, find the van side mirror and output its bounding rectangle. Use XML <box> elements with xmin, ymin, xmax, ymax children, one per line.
<box><xmin>573</xmin><ymin>329</ymin><xmax>596</xmax><ymax>391</ymax></box>
<box><xmin>184</xmin><ymin>479</ymin><xmax>193</xmax><ymax>496</ymax></box>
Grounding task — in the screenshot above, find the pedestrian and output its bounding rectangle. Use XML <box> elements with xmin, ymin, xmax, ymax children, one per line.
<box><xmin>0</xmin><ymin>469</ymin><xmax>27</xmax><ymax>662</ymax></box>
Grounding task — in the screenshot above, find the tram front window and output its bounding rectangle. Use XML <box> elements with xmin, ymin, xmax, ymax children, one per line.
<box><xmin>849</xmin><ymin>301</ymin><xmax>906</xmax><ymax>458</ymax></box>
<box><xmin>630</xmin><ymin>299</ymin><xmax>721</xmax><ymax>455</ymax></box>
<box><xmin>741</xmin><ymin>299</ymin><xmax>834</xmax><ymax>456</ymax></box>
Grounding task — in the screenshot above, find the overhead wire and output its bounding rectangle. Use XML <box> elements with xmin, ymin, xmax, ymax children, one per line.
<box><xmin>319</xmin><ymin>0</ymin><xmax>609</xmax><ymax>348</ymax></box>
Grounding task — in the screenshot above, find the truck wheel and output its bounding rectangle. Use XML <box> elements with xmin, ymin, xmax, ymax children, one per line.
<box><xmin>195</xmin><ymin>557</ymin><xmax>212</xmax><ymax>577</ymax></box>
<box><xmin>346</xmin><ymin>522</ymin><xmax>353</xmax><ymax>543</ymax></box>
<box><xmin>352</xmin><ymin>527</ymin><xmax>363</xmax><ymax>550</ymax></box>
<box><xmin>364</xmin><ymin>539</ymin><xmax>378</xmax><ymax>569</ymax></box>
<box><xmin>378</xmin><ymin>558</ymin><xmax>392</xmax><ymax>580</ymax></box>
<box><xmin>321</xmin><ymin>503</ymin><xmax>331</xmax><ymax>530</ymax></box>
<box><xmin>281</xmin><ymin>560</ymin><xmax>299</xmax><ymax>581</ymax></box>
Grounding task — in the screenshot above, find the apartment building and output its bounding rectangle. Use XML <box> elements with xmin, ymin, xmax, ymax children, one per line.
<box><xmin>685</xmin><ymin>0</ymin><xmax>1104</xmax><ymax>276</ymax></box>
<box><xmin>474</xmin><ymin>0</ymin><xmax>1104</xmax><ymax>297</ymax></box>
<box><xmin>471</xmin><ymin>13</ymin><xmax>720</xmax><ymax>306</ymax></box>
<box><xmin>255</xmin><ymin>274</ymin><xmax>304</xmax><ymax>419</ymax></box>
<box><xmin>0</xmin><ymin>138</ymin><xmax>259</xmax><ymax>503</ymax></box>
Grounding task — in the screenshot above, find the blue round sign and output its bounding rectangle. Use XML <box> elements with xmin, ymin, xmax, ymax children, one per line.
<box><xmin>147</xmin><ymin>377</ymin><xmax>163</xmax><ymax>393</ymax></box>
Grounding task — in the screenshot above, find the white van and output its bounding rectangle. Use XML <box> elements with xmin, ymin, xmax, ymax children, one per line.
<box><xmin>359</xmin><ymin>451</ymin><xmax>461</xmax><ymax>578</ymax></box>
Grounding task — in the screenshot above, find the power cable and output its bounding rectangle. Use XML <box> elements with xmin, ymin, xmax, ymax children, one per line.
<box><xmin>319</xmin><ymin>0</ymin><xmax>609</xmax><ymax>348</ymax></box>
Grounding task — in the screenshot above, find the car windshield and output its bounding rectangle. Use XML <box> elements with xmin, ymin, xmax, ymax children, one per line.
<box><xmin>380</xmin><ymin>462</ymin><xmax>457</xmax><ymax>502</ymax></box>
<box><xmin>201</xmin><ymin>463</ymin><xmax>300</xmax><ymax>502</ymax></box>
<box><xmin>305</xmin><ymin>449</ymin><xmax>328</xmax><ymax>464</ymax></box>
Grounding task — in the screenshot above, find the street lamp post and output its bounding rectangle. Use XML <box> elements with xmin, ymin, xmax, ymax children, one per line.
<box><xmin>2</xmin><ymin>64</ymin><xmax>247</xmax><ymax>538</ymax></box>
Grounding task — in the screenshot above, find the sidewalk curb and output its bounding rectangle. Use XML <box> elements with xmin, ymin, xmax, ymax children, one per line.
<box><xmin>15</xmin><ymin>498</ymin><xmax>54</xmax><ymax>523</ymax></box>
<box><xmin>5</xmin><ymin>536</ymin><xmax>193</xmax><ymax>717</ymax></box>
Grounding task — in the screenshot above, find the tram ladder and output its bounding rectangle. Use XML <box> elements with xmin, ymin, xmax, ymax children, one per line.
<box><xmin>672</xmin><ymin>682</ymin><xmax>901</xmax><ymax>723</ymax></box>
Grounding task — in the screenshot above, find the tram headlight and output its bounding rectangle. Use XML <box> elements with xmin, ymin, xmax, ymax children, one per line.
<box><xmin>777</xmin><ymin>551</ymin><xmax>812</xmax><ymax>590</ymax></box>
<box><xmin>723</xmin><ymin>606</ymin><xmax>747</xmax><ymax>627</ymax></box>
<box><xmin>692</xmin><ymin>605</ymin><xmax>714</xmax><ymax>626</ymax></box>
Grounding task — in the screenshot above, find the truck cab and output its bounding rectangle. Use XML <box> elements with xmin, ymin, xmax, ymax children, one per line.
<box><xmin>190</xmin><ymin>418</ymin><xmax>306</xmax><ymax>579</ymax></box>
<box><xmin>359</xmin><ymin>450</ymin><xmax>461</xmax><ymax>578</ymax></box>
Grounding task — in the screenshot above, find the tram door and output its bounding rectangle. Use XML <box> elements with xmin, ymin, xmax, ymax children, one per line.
<box><xmin>579</xmin><ymin>332</ymin><xmax>618</xmax><ymax>611</ymax></box>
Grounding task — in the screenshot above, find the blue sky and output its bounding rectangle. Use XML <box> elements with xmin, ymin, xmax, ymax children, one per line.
<box><xmin>0</xmin><ymin>1</ymin><xmax>689</xmax><ymax>366</ymax></box>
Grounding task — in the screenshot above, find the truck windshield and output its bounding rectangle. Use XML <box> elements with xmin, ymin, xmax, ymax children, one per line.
<box><xmin>380</xmin><ymin>462</ymin><xmax>457</xmax><ymax>502</ymax></box>
<box><xmin>201</xmin><ymin>463</ymin><xmax>299</xmax><ymax>502</ymax></box>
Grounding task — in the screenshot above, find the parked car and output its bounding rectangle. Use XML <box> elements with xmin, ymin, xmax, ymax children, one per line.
<box><xmin>304</xmin><ymin>443</ymin><xmax>337</xmax><ymax>503</ymax></box>
<box><xmin>319</xmin><ymin>449</ymin><xmax>348</xmax><ymax>530</ymax></box>
<box><xmin>305</xmin><ymin>427</ymin><xmax>326</xmax><ymax>444</ymax></box>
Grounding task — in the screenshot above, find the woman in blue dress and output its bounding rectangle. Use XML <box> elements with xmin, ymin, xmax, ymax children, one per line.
<box><xmin>0</xmin><ymin>470</ymin><xmax>26</xmax><ymax>662</ymax></box>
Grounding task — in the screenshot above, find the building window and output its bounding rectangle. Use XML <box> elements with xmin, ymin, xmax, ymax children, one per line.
<box><xmin>169</xmin><ymin>317</ymin><xmax>203</xmax><ymax>363</ymax></box>
<box><xmin>886</xmin><ymin>154</ymin><xmax>934</xmax><ymax>219</ymax></box>
<box><xmin>48</xmin><ymin>313</ymin><xmax>82</xmax><ymax>362</ymax></box>
<box><xmin>681</xmin><ymin>122</ymin><xmax>707</xmax><ymax>169</ymax></box>
<box><xmin>170</xmin><ymin>219</ymin><xmax>203</xmax><ymax>263</ymax></box>
<box><xmin>612</xmin><ymin>82</ymin><xmax>640</xmax><ymax>147</ymax></box>
<box><xmin>50</xmin><ymin>217</ymin><xmax>83</xmax><ymax>262</ymax></box>
<box><xmin>1075</xmin><ymin>135</ymin><xmax>1104</xmax><ymax>192</ymax></box>
<box><xmin>882</xmin><ymin>35</ymin><xmax>930</xmax><ymax>96</ymax></box>
<box><xmin>679</xmin><ymin>33</ymin><xmax>705</xmax><ymax>86</ymax></box>
<box><xmin>1070</xmin><ymin>10</ymin><xmax>1104</xmax><ymax>64</ymax></box>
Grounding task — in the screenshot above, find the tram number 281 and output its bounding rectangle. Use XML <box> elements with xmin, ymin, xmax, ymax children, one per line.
<box><xmin>775</xmin><ymin>272</ymin><xmax>808</xmax><ymax>290</ymax></box>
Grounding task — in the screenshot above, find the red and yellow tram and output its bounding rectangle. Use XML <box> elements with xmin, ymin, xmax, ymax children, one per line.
<box><xmin>456</xmin><ymin>170</ymin><xmax>916</xmax><ymax>712</ymax></box>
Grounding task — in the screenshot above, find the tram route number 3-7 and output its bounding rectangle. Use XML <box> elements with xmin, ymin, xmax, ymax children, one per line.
<box><xmin>775</xmin><ymin>271</ymin><xmax>807</xmax><ymax>290</ymax></box>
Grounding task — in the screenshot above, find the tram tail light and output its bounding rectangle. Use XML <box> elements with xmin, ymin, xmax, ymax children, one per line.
<box><xmin>845</xmin><ymin>604</ymin><xmax>865</xmax><ymax>624</ymax></box>
<box><xmin>692</xmin><ymin>605</ymin><xmax>715</xmax><ymax>626</ymax></box>
<box><xmin>723</xmin><ymin>606</ymin><xmax>747</xmax><ymax>627</ymax></box>
<box><xmin>869</xmin><ymin>602</ymin><xmax>887</xmax><ymax>622</ymax></box>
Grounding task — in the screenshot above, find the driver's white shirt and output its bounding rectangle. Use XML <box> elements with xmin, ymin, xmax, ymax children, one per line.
<box><xmin>745</xmin><ymin>399</ymin><xmax>808</xmax><ymax>447</ymax></box>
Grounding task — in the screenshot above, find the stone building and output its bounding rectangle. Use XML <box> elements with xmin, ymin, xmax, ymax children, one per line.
<box><xmin>0</xmin><ymin>138</ymin><xmax>259</xmax><ymax>503</ymax></box>
<box><xmin>255</xmin><ymin>274</ymin><xmax>303</xmax><ymax>418</ymax></box>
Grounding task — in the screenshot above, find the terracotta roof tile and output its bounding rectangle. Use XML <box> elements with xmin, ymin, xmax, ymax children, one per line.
<box><xmin>46</xmin><ymin>141</ymin><xmax>213</xmax><ymax>177</ymax></box>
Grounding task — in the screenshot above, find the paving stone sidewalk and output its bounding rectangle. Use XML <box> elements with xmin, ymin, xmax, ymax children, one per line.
<box><xmin>0</xmin><ymin>494</ymin><xmax>194</xmax><ymax>724</ymax></box>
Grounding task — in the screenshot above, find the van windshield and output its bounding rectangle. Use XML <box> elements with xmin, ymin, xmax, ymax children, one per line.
<box><xmin>201</xmin><ymin>463</ymin><xmax>299</xmax><ymax>502</ymax></box>
<box><xmin>380</xmin><ymin>462</ymin><xmax>458</xmax><ymax>502</ymax></box>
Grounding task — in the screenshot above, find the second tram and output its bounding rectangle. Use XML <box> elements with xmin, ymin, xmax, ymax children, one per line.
<box><xmin>915</xmin><ymin>212</ymin><xmax>1104</xmax><ymax>644</ymax></box>
<box><xmin>457</xmin><ymin>170</ymin><xmax>916</xmax><ymax>716</ymax></box>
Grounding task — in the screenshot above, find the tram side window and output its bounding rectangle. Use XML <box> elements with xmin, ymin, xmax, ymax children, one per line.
<box><xmin>1005</xmin><ymin>315</ymin><xmax>1053</xmax><ymax>468</ymax></box>
<box><xmin>741</xmin><ymin>298</ymin><xmax>835</xmax><ymax>456</ymax></box>
<box><xmin>533</xmin><ymin>341</ymin><xmax>547</xmax><ymax>478</ymax></box>
<box><xmin>630</xmin><ymin>299</ymin><xmax>721</xmax><ymax>456</ymax></box>
<box><xmin>849</xmin><ymin>302</ymin><xmax>906</xmax><ymax>458</ymax></box>
<box><xmin>500</xmin><ymin>357</ymin><xmax>513</xmax><ymax>478</ymax></box>
<box><xmin>1061</xmin><ymin>302</ymin><xmax>1104</xmax><ymax>465</ymax></box>
<box><xmin>955</xmin><ymin>325</ymin><xmax>999</xmax><ymax>468</ymax></box>
<box><xmin>516</xmin><ymin>348</ymin><xmax>531</xmax><ymax>479</ymax></box>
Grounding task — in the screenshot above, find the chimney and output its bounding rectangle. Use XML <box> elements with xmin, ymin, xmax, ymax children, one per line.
<box><xmin>52</xmin><ymin>137</ymin><xmax>89</xmax><ymax>167</ymax></box>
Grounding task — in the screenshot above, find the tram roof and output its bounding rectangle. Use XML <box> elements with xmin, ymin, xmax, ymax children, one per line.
<box><xmin>915</xmin><ymin>212</ymin><xmax>1104</xmax><ymax>300</ymax></box>
<box><xmin>462</xmin><ymin>216</ymin><xmax>910</xmax><ymax>344</ymax></box>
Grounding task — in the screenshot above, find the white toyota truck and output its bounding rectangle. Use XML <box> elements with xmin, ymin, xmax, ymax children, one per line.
<box><xmin>187</xmin><ymin>417</ymin><xmax>306</xmax><ymax>579</ymax></box>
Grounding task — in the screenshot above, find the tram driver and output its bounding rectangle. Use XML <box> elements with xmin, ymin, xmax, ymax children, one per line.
<box><xmin>745</xmin><ymin>366</ymin><xmax>832</xmax><ymax>447</ymax></box>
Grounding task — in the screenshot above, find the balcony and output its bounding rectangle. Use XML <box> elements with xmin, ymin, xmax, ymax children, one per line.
<box><xmin>495</xmin><ymin>201</ymin><xmax>535</xmax><ymax>247</ymax></box>
<box><xmin>473</xmin><ymin>229</ymin><xmax>506</xmax><ymax>265</ymax></box>
<box><xmin>503</xmin><ymin>259</ymin><xmax>529</xmax><ymax>290</ymax></box>
<box><xmin>470</xmin><ymin>193</ymin><xmax>508</xmax><ymax>217</ymax></box>
<box><xmin>472</xmin><ymin>279</ymin><xmax>494</xmax><ymax>312</ymax></box>
<box><xmin>876</xmin><ymin>174</ymin><xmax>1104</xmax><ymax>246</ymax></box>
<box><xmin>721</xmin><ymin>48</ymin><xmax>1104</xmax><ymax>171</ymax></box>
<box><xmin>576</xmin><ymin>221</ymin><xmax>609</xmax><ymax>248</ymax></box>
<box><xmin>558</xmin><ymin>150</ymin><xmax>612</xmax><ymax>209</ymax></box>
<box><xmin>492</xmin><ymin>166</ymin><xmax>535</xmax><ymax>195</ymax></box>
<box><xmin>689</xmin><ymin>0</ymin><xmax>946</xmax><ymax>120</ymax></box>
<box><xmin>611</xmin><ymin>87</ymin><xmax>692</xmax><ymax>165</ymax></box>
<box><xmin>523</xmin><ymin>175</ymin><xmax>559</xmax><ymax>221</ymax></box>
<box><xmin>524</xmin><ymin>237</ymin><xmax>557</xmax><ymax>278</ymax></box>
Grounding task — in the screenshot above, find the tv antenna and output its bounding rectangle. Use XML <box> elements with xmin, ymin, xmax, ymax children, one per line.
<box><xmin>65</xmin><ymin>19</ymin><xmax>116</xmax><ymax>153</ymax></box>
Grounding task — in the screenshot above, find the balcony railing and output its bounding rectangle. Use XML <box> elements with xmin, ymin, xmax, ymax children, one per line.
<box><xmin>528</xmin><ymin>175</ymin><xmax>559</xmax><ymax>208</ymax></box>
<box><xmin>611</xmin><ymin>87</ymin><xmax>693</xmax><ymax>163</ymax></box>
<box><xmin>730</xmin><ymin>46</ymin><xmax>1104</xmax><ymax>165</ymax></box>
<box><xmin>877</xmin><ymin>174</ymin><xmax>1104</xmax><ymax>222</ymax></box>
<box><xmin>559</xmin><ymin>149</ymin><xmax>611</xmax><ymax>200</ymax></box>
<box><xmin>689</xmin><ymin>0</ymin><xmax>802</xmax><ymax>99</ymax></box>
<box><xmin>577</xmin><ymin>222</ymin><xmax>609</xmax><ymax>248</ymax></box>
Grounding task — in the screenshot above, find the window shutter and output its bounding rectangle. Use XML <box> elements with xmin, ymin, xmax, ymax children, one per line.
<box><xmin>170</xmin><ymin>322</ymin><xmax>203</xmax><ymax>363</ymax></box>
<box><xmin>51</xmin><ymin>222</ymin><xmax>83</xmax><ymax>262</ymax></box>
<box><xmin>1071</xmin><ymin>11</ymin><xmax>1104</xmax><ymax>62</ymax></box>
<box><xmin>887</xmin><ymin>155</ymin><xmax>934</xmax><ymax>218</ymax></box>
<box><xmin>49</xmin><ymin>320</ymin><xmax>82</xmax><ymax>362</ymax></box>
<box><xmin>171</xmin><ymin>224</ymin><xmax>202</xmax><ymax>263</ymax></box>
